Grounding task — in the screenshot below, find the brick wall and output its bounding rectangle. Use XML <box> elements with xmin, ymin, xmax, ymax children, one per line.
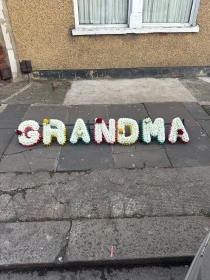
<box><xmin>0</xmin><ymin>46</ymin><xmax>7</xmax><ymax>69</ymax></box>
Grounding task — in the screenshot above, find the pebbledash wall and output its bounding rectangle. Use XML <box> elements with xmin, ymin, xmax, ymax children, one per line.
<box><xmin>6</xmin><ymin>0</ymin><xmax>210</xmax><ymax>78</ymax></box>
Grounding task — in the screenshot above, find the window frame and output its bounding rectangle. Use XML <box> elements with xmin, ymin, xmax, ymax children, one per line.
<box><xmin>72</xmin><ymin>0</ymin><xmax>200</xmax><ymax>35</ymax></box>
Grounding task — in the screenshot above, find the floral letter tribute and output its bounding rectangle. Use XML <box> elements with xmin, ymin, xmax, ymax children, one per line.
<box><xmin>70</xmin><ymin>118</ymin><xmax>90</xmax><ymax>144</ymax></box>
<box><xmin>16</xmin><ymin>116</ymin><xmax>190</xmax><ymax>147</ymax></box>
<box><xmin>16</xmin><ymin>120</ymin><xmax>41</xmax><ymax>147</ymax></box>
<box><xmin>168</xmin><ymin>117</ymin><xmax>189</xmax><ymax>144</ymax></box>
<box><xmin>117</xmin><ymin>118</ymin><xmax>139</xmax><ymax>145</ymax></box>
<box><xmin>94</xmin><ymin>118</ymin><xmax>116</xmax><ymax>145</ymax></box>
<box><xmin>141</xmin><ymin>117</ymin><xmax>165</xmax><ymax>144</ymax></box>
<box><xmin>43</xmin><ymin>119</ymin><xmax>66</xmax><ymax>146</ymax></box>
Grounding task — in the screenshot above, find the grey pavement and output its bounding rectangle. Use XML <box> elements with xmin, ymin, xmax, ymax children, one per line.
<box><xmin>0</xmin><ymin>100</ymin><xmax>210</xmax><ymax>172</ymax></box>
<box><xmin>1</xmin><ymin>167</ymin><xmax>210</xmax><ymax>222</ymax></box>
<box><xmin>0</xmin><ymin>76</ymin><xmax>210</xmax><ymax>271</ymax></box>
<box><xmin>0</xmin><ymin>217</ymin><xmax>209</xmax><ymax>269</ymax></box>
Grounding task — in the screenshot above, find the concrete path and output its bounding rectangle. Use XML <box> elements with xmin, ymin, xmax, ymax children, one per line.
<box><xmin>1</xmin><ymin>167</ymin><xmax>210</xmax><ymax>222</ymax></box>
<box><xmin>64</xmin><ymin>78</ymin><xmax>197</xmax><ymax>105</ymax></box>
<box><xmin>0</xmin><ymin>77</ymin><xmax>210</xmax><ymax>271</ymax></box>
<box><xmin>0</xmin><ymin>217</ymin><xmax>209</xmax><ymax>269</ymax></box>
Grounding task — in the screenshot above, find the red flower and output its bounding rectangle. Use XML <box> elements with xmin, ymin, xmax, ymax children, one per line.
<box><xmin>177</xmin><ymin>129</ymin><xmax>184</xmax><ymax>135</ymax></box>
<box><xmin>96</xmin><ymin>118</ymin><xmax>102</xmax><ymax>124</ymax></box>
<box><xmin>16</xmin><ymin>130</ymin><xmax>22</xmax><ymax>135</ymax></box>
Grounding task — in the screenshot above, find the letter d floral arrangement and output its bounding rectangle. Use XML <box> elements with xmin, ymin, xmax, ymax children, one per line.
<box><xmin>15</xmin><ymin>117</ymin><xmax>189</xmax><ymax>147</ymax></box>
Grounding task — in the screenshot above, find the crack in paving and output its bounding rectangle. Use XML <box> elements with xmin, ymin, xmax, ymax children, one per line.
<box><xmin>0</xmin><ymin>213</ymin><xmax>206</xmax><ymax>224</ymax></box>
<box><xmin>54</xmin><ymin>221</ymin><xmax>72</xmax><ymax>264</ymax></box>
<box><xmin>4</xmin><ymin>146</ymin><xmax>42</xmax><ymax>156</ymax></box>
<box><xmin>22</xmin><ymin>152</ymin><xmax>32</xmax><ymax>172</ymax></box>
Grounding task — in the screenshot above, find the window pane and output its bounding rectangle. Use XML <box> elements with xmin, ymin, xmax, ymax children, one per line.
<box><xmin>143</xmin><ymin>0</ymin><xmax>193</xmax><ymax>23</ymax></box>
<box><xmin>78</xmin><ymin>0</ymin><xmax>128</xmax><ymax>24</ymax></box>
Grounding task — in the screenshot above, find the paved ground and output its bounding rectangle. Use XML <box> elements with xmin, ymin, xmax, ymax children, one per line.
<box><xmin>0</xmin><ymin>76</ymin><xmax>210</xmax><ymax>274</ymax></box>
<box><xmin>0</xmin><ymin>101</ymin><xmax>210</xmax><ymax>172</ymax></box>
<box><xmin>63</xmin><ymin>78</ymin><xmax>197</xmax><ymax>104</ymax></box>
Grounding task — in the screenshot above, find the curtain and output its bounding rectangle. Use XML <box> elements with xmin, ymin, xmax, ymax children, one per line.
<box><xmin>78</xmin><ymin>0</ymin><xmax>128</xmax><ymax>24</ymax></box>
<box><xmin>143</xmin><ymin>0</ymin><xmax>193</xmax><ymax>23</ymax></box>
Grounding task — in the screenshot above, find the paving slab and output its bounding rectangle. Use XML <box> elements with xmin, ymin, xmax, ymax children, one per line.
<box><xmin>0</xmin><ymin>104</ymin><xmax>7</xmax><ymax>113</ymax></box>
<box><xmin>180</xmin><ymin>78</ymin><xmax>210</xmax><ymax>102</ymax></box>
<box><xmin>23</xmin><ymin>146</ymin><xmax>60</xmax><ymax>159</ymax></box>
<box><xmin>23</xmin><ymin>152</ymin><xmax>59</xmax><ymax>172</ymax></box>
<box><xmin>113</xmin><ymin>149</ymin><xmax>171</xmax><ymax>169</ymax></box>
<box><xmin>66</xmin><ymin>216</ymin><xmax>210</xmax><ymax>265</ymax></box>
<box><xmin>67</xmin><ymin>105</ymin><xmax>108</xmax><ymax>138</ymax></box>
<box><xmin>0</xmin><ymin>221</ymin><xmax>70</xmax><ymax>269</ymax></box>
<box><xmin>144</xmin><ymin>102</ymin><xmax>198</xmax><ymax>126</ymax></box>
<box><xmin>107</xmin><ymin>104</ymin><xmax>148</xmax><ymax>121</ymax></box>
<box><xmin>0</xmin><ymin>104</ymin><xmax>30</xmax><ymax>129</ymax></box>
<box><xmin>0</xmin><ymin>172</ymin><xmax>51</xmax><ymax>192</ymax></box>
<box><xmin>0</xmin><ymin>194</ymin><xmax>16</xmax><ymax>221</ymax></box>
<box><xmin>0</xmin><ymin>217</ymin><xmax>209</xmax><ymax>269</ymax></box>
<box><xmin>0</xmin><ymin>81</ymin><xmax>29</xmax><ymax>103</ymax></box>
<box><xmin>57</xmin><ymin>142</ymin><xmax>113</xmax><ymax>171</ymax></box>
<box><xmin>183</xmin><ymin>102</ymin><xmax>210</xmax><ymax>120</ymax></box>
<box><xmin>0</xmin><ymin>129</ymin><xmax>14</xmax><ymax>157</ymax></box>
<box><xmin>64</xmin><ymin>78</ymin><xmax>196</xmax><ymax>105</ymax></box>
<box><xmin>4</xmin><ymin>138</ymin><xmax>43</xmax><ymax>154</ymax></box>
<box><xmin>2</xmin><ymin>141</ymin><xmax>60</xmax><ymax>172</ymax></box>
<box><xmin>1</xmin><ymin>167</ymin><xmax>210</xmax><ymax>221</ymax></box>
<box><xmin>23</xmin><ymin>105</ymin><xmax>68</xmax><ymax>123</ymax></box>
<box><xmin>0</xmin><ymin>153</ymin><xmax>31</xmax><ymax>172</ymax></box>
<box><xmin>198</xmin><ymin>120</ymin><xmax>210</xmax><ymax>137</ymax></box>
<box><xmin>67</xmin><ymin>105</ymin><xmax>108</xmax><ymax>122</ymax></box>
<box><xmin>6</xmin><ymin>81</ymin><xmax>68</xmax><ymax>105</ymax></box>
<box><xmin>199</xmin><ymin>77</ymin><xmax>210</xmax><ymax>83</ymax></box>
<box><xmin>113</xmin><ymin>141</ymin><xmax>166</xmax><ymax>154</ymax></box>
<box><xmin>164</xmin><ymin>126</ymin><xmax>210</xmax><ymax>167</ymax></box>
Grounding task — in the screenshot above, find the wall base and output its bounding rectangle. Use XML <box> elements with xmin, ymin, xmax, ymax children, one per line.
<box><xmin>33</xmin><ymin>66</ymin><xmax>210</xmax><ymax>80</ymax></box>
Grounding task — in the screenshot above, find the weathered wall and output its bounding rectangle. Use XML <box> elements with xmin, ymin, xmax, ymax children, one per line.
<box><xmin>6</xmin><ymin>0</ymin><xmax>210</xmax><ymax>70</ymax></box>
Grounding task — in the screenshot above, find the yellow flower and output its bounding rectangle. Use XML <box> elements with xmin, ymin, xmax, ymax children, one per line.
<box><xmin>43</xmin><ymin>119</ymin><xmax>49</xmax><ymax>124</ymax></box>
<box><xmin>77</xmin><ymin>130</ymin><xmax>83</xmax><ymax>136</ymax></box>
<box><xmin>119</xmin><ymin>128</ymin><xmax>124</xmax><ymax>134</ymax></box>
<box><xmin>145</xmin><ymin>117</ymin><xmax>151</xmax><ymax>123</ymax></box>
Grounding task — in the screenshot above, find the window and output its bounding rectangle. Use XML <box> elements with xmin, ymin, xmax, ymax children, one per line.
<box><xmin>72</xmin><ymin>0</ymin><xmax>200</xmax><ymax>35</ymax></box>
<box><xmin>78</xmin><ymin>0</ymin><xmax>129</xmax><ymax>24</ymax></box>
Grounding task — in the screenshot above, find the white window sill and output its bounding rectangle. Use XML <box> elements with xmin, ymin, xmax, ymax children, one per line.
<box><xmin>72</xmin><ymin>25</ymin><xmax>199</xmax><ymax>36</ymax></box>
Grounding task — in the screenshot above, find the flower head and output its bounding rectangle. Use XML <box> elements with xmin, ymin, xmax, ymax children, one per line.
<box><xmin>15</xmin><ymin>130</ymin><xmax>22</xmax><ymax>136</ymax></box>
<box><xmin>77</xmin><ymin>130</ymin><xmax>83</xmax><ymax>136</ymax></box>
<box><xmin>119</xmin><ymin>128</ymin><xmax>124</xmax><ymax>134</ymax></box>
<box><xmin>43</xmin><ymin>119</ymin><xmax>49</xmax><ymax>124</ymax></box>
<box><xmin>144</xmin><ymin>117</ymin><xmax>151</xmax><ymax>124</ymax></box>
<box><xmin>177</xmin><ymin>129</ymin><xmax>184</xmax><ymax>135</ymax></box>
<box><xmin>96</xmin><ymin>118</ymin><xmax>103</xmax><ymax>124</ymax></box>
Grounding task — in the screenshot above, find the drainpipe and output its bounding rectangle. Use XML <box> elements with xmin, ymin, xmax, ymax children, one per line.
<box><xmin>0</xmin><ymin>0</ymin><xmax>21</xmax><ymax>80</ymax></box>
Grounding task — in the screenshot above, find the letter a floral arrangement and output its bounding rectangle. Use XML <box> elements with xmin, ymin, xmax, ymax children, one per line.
<box><xmin>15</xmin><ymin>117</ymin><xmax>189</xmax><ymax>147</ymax></box>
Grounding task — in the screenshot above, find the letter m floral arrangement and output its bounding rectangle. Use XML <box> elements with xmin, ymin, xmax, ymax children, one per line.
<box><xmin>15</xmin><ymin>117</ymin><xmax>189</xmax><ymax>147</ymax></box>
